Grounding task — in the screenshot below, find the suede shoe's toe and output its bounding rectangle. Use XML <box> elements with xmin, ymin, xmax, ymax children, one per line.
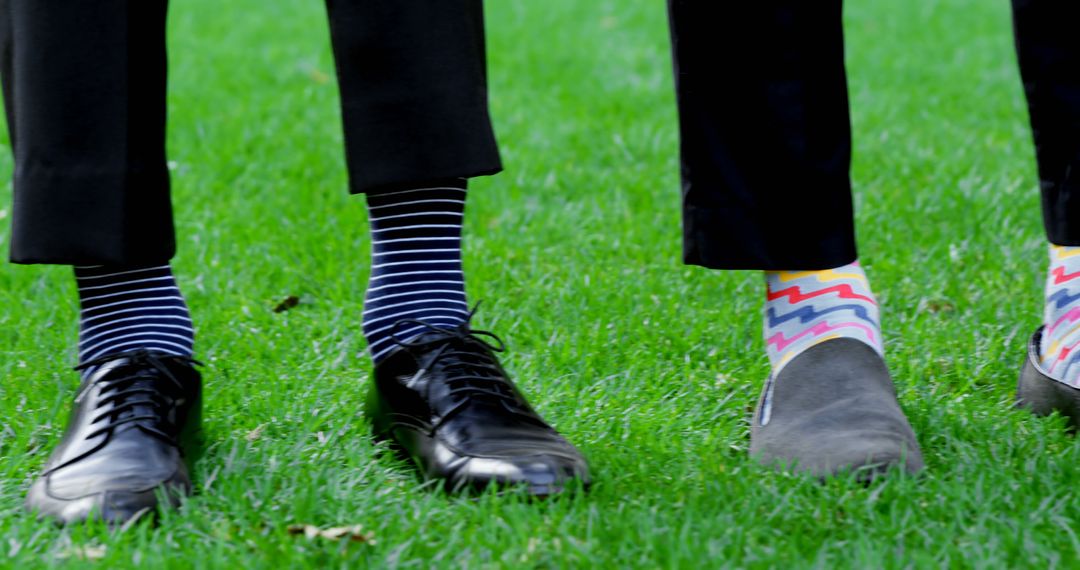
<box><xmin>750</xmin><ymin>338</ymin><xmax>923</xmax><ymax>479</ymax></box>
<box><xmin>1017</xmin><ymin>326</ymin><xmax>1080</xmax><ymax>429</ymax></box>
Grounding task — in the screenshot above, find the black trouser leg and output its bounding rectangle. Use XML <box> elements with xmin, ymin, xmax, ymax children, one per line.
<box><xmin>0</xmin><ymin>0</ymin><xmax>15</xmax><ymax>153</ymax></box>
<box><xmin>0</xmin><ymin>1</ymin><xmax>502</xmax><ymax>263</ymax></box>
<box><xmin>668</xmin><ymin>0</ymin><xmax>855</xmax><ymax>270</ymax></box>
<box><xmin>0</xmin><ymin>0</ymin><xmax>173</xmax><ymax>265</ymax></box>
<box><xmin>1012</xmin><ymin>0</ymin><xmax>1080</xmax><ymax>245</ymax></box>
<box><xmin>325</xmin><ymin>0</ymin><xmax>502</xmax><ymax>194</ymax></box>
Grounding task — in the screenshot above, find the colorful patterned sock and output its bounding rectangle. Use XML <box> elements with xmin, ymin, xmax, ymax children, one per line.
<box><xmin>76</xmin><ymin>264</ymin><xmax>195</xmax><ymax>375</ymax></box>
<box><xmin>1039</xmin><ymin>245</ymin><xmax>1080</xmax><ymax>387</ymax></box>
<box><xmin>363</xmin><ymin>181</ymin><xmax>469</xmax><ymax>363</ymax></box>
<box><xmin>764</xmin><ymin>261</ymin><xmax>883</xmax><ymax>374</ymax></box>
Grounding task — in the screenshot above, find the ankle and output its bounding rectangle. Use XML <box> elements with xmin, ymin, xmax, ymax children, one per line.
<box><xmin>75</xmin><ymin>264</ymin><xmax>195</xmax><ymax>368</ymax></box>
<box><xmin>763</xmin><ymin>262</ymin><xmax>882</xmax><ymax>372</ymax></box>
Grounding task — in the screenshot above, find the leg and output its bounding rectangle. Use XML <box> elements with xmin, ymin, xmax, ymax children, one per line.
<box><xmin>668</xmin><ymin>0</ymin><xmax>855</xmax><ymax>271</ymax></box>
<box><xmin>323</xmin><ymin>0</ymin><xmax>588</xmax><ymax>494</ymax></box>
<box><xmin>1010</xmin><ymin>1</ymin><xmax>1080</xmax><ymax>423</ymax></box>
<box><xmin>2</xmin><ymin>1</ymin><xmax>200</xmax><ymax>524</ymax></box>
<box><xmin>1012</xmin><ymin>0</ymin><xmax>1080</xmax><ymax>246</ymax></box>
<box><xmin>667</xmin><ymin>0</ymin><xmax>922</xmax><ymax>478</ymax></box>
<box><xmin>324</xmin><ymin>0</ymin><xmax>501</xmax><ymax>194</ymax></box>
<box><xmin>1</xmin><ymin>0</ymin><xmax>174</xmax><ymax>264</ymax></box>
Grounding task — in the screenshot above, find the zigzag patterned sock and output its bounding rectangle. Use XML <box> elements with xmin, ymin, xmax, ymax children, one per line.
<box><xmin>764</xmin><ymin>261</ymin><xmax>883</xmax><ymax>374</ymax></box>
<box><xmin>1039</xmin><ymin>245</ymin><xmax>1080</xmax><ymax>387</ymax></box>
<box><xmin>76</xmin><ymin>264</ymin><xmax>195</xmax><ymax>374</ymax></box>
<box><xmin>363</xmin><ymin>181</ymin><xmax>469</xmax><ymax>363</ymax></box>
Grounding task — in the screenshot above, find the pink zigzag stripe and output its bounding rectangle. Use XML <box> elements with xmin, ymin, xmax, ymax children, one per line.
<box><xmin>1048</xmin><ymin>306</ymin><xmax>1080</xmax><ymax>335</ymax></box>
<box><xmin>766</xmin><ymin>321</ymin><xmax>878</xmax><ymax>352</ymax></box>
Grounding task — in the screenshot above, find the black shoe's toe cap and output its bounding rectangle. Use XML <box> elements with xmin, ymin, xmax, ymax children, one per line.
<box><xmin>445</xmin><ymin>449</ymin><xmax>591</xmax><ymax>495</ymax></box>
<box><xmin>26</xmin><ymin>471</ymin><xmax>190</xmax><ymax>525</ymax></box>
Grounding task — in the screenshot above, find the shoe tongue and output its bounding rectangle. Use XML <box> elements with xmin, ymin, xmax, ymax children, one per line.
<box><xmin>439</xmin><ymin>395</ymin><xmax>529</xmax><ymax>430</ymax></box>
<box><xmin>129</xmin><ymin>377</ymin><xmax>160</xmax><ymax>423</ymax></box>
<box><xmin>408</xmin><ymin>336</ymin><xmax>531</xmax><ymax>421</ymax></box>
<box><xmin>422</xmin><ymin>362</ymin><xmax>503</xmax><ymax>417</ymax></box>
<box><xmin>429</xmin><ymin>373</ymin><xmax>537</xmax><ymax>428</ymax></box>
<box><xmin>102</xmin><ymin>364</ymin><xmax>167</xmax><ymax>431</ymax></box>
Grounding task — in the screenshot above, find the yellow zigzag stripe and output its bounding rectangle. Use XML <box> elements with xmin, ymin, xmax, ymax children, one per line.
<box><xmin>775</xmin><ymin>269</ymin><xmax>867</xmax><ymax>284</ymax></box>
<box><xmin>1052</xmin><ymin>245</ymin><xmax>1080</xmax><ymax>259</ymax></box>
<box><xmin>1045</xmin><ymin>320</ymin><xmax>1080</xmax><ymax>360</ymax></box>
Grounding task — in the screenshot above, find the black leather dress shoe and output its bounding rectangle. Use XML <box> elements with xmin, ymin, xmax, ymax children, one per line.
<box><xmin>1017</xmin><ymin>326</ymin><xmax>1080</xmax><ymax>429</ymax></box>
<box><xmin>367</xmin><ymin>319</ymin><xmax>589</xmax><ymax>495</ymax></box>
<box><xmin>25</xmin><ymin>350</ymin><xmax>202</xmax><ymax>524</ymax></box>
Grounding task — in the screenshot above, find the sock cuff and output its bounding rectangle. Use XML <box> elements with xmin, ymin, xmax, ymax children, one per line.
<box><xmin>763</xmin><ymin>260</ymin><xmax>884</xmax><ymax>372</ymax></box>
<box><xmin>75</xmin><ymin>263</ymin><xmax>194</xmax><ymax>369</ymax></box>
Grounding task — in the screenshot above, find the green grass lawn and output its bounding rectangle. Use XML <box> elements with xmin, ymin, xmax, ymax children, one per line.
<box><xmin>1</xmin><ymin>0</ymin><xmax>1077</xmax><ymax>567</ymax></box>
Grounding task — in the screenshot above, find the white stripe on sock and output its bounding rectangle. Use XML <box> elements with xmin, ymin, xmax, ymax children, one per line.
<box><xmin>79</xmin><ymin>295</ymin><xmax>186</xmax><ymax>315</ymax></box>
<box><xmin>368</xmin><ymin>198</ymin><xmax>465</xmax><ymax>211</ymax></box>
<box><xmin>74</xmin><ymin>266</ymin><xmax>171</xmax><ymax>281</ymax></box>
<box><xmin>371</xmin><ymin>211</ymin><xmax>463</xmax><ymax>223</ymax></box>
<box><xmin>367</xmin><ymin>270</ymin><xmax>464</xmax><ymax>284</ymax></box>
<box><xmin>79</xmin><ymin>306</ymin><xmax>193</xmax><ymax>327</ymax></box>
<box><xmin>370</xmin><ymin>259</ymin><xmax>461</xmax><ymax>270</ymax></box>
<box><xmin>360</xmin><ymin>288</ymin><xmax>468</xmax><ymax>304</ymax></box>
<box><xmin>371</xmin><ymin>224</ymin><xmax>462</xmax><ymax>233</ymax></box>
<box><xmin>372</xmin><ymin>236</ymin><xmax>460</xmax><ymax>246</ymax></box>
<box><xmin>83</xmin><ymin>339</ymin><xmax>190</xmax><ymax>362</ymax></box>
<box><xmin>363</xmin><ymin>297</ymin><xmax>467</xmax><ymax>316</ymax></box>
<box><xmin>364</xmin><ymin>308</ymin><xmax>469</xmax><ymax>335</ymax></box>
<box><xmin>373</xmin><ymin>249</ymin><xmax>462</xmax><ymax>258</ymax></box>
<box><xmin>369</xmin><ymin>186</ymin><xmax>465</xmax><ymax>199</ymax></box>
<box><xmin>79</xmin><ymin>330</ymin><xmax>200</xmax><ymax>357</ymax></box>
<box><xmin>365</xmin><ymin>280</ymin><xmax>469</xmax><ymax>294</ymax></box>
<box><xmin>76</xmin><ymin>275</ymin><xmax>177</xmax><ymax>292</ymax></box>
<box><xmin>79</xmin><ymin>322</ymin><xmax>197</xmax><ymax>347</ymax></box>
<box><xmin>78</xmin><ymin>285</ymin><xmax>182</xmax><ymax>304</ymax></box>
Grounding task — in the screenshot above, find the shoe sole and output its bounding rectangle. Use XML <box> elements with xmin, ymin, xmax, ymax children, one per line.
<box><xmin>1017</xmin><ymin>326</ymin><xmax>1080</xmax><ymax>430</ymax></box>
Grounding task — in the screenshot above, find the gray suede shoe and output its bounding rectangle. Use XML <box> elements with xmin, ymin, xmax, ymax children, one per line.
<box><xmin>750</xmin><ymin>338</ymin><xmax>924</xmax><ymax>479</ymax></box>
<box><xmin>1017</xmin><ymin>326</ymin><xmax>1080</xmax><ymax>429</ymax></box>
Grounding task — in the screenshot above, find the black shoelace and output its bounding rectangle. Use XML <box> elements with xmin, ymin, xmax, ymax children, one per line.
<box><xmin>390</xmin><ymin>313</ymin><xmax>548</xmax><ymax>432</ymax></box>
<box><xmin>73</xmin><ymin>350</ymin><xmax>198</xmax><ymax>446</ymax></box>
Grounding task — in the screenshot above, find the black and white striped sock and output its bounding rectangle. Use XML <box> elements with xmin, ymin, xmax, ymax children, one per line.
<box><xmin>363</xmin><ymin>181</ymin><xmax>469</xmax><ymax>363</ymax></box>
<box><xmin>75</xmin><ymin>264</ymin><xmax>195</xmax><ymax>372</ymax></box>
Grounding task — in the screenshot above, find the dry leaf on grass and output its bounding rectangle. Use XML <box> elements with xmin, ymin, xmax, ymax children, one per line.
<box><xmin>286</xmin><ymin>524</ymin><xmax>376</xmax><ymax>544</ymax></box>
<box><xmin>58</xmin><ymin>544</ymin><xmax>107</xmax><ymax>560</ymax></box>
<box><xmin>245</xmin><ymin>423</ymin><xmax>267</xmax><ymax>442</ymax></box>
<box><xmin>273</xmin><ymin>295</ymin><xmax>301</xmax><ymax>313</ymax></box>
